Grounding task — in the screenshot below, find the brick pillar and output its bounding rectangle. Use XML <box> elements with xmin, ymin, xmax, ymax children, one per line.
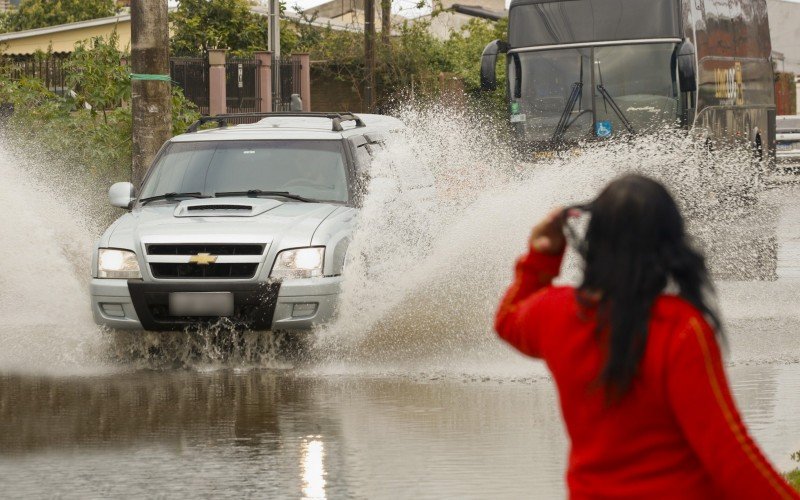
<box><xmin>292</xmin><ymin>53</ymin><xmax>312</xmax><ymax>112</ymax></box>
<box><xmin>254</xmin><ymin>51</ymin><xmax>273</xmax><ymax>113</ymax></box>
<box><xmin>796</xmin><ymin>76</ymin><xmax>800</xmax><ymax>115</ymax></box>
<box><xmin>208</xmin><ymin>49</ymin><xmax>227</xmax><ymax>116</ymax></box>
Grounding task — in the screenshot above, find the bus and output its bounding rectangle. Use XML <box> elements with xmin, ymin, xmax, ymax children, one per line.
<box><xmin>480</xmin><ymin>0</ymin><xmax>777</xmax><ymax>159</ymax></box>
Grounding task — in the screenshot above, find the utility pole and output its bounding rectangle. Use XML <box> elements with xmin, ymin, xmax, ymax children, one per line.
<box><xmin>381</xmin><ymin>0</ymin><xmax>391</xmax><ymax>46</ymax></box>
<box><xmin>130</xmin><ymin>0</ymin><xmax>171</xmax><ymax>188</ymax></box>
<box><xmin>268</xmin><ymin>0</ymin><xmax>281</xmax><ymax>111</ymax></box>
<box><xmin>364</xmin><ymin>0</ymin><xmax>376</xmax><ymax>112</ymax></box>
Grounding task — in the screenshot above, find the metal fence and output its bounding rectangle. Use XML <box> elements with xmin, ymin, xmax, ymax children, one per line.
<box><xmin>273</xmin><ymin>58</ymin><xmax>302</xmax><ymax>111</ymax></box>
<box><xmin>170</xmin><ymin>57</ymin><xmax>210</xmax><ymax>115</ymax></box>
<box><xmin>226</xmin><ymin>57</ymin><xmax>261</xmax><ymax>114</ymax></box>
<box><xmin>3</xmin><ymin>55</ymin><xmax>70</xmax><ymax>96</ymax></box>
<box><xmin>3</xmin><ymin>53</ymin><xmax>304</xmax><ymax>117</ymax></box>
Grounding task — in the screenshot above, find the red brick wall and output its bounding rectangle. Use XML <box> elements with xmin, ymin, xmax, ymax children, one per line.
<box><xmin>311</xmin><ymin>65</ymin><xmax>365</xmax><ymax>113</ymax></box>
<box><xmin>775</xmin><ymin>72</ymin><xmax>797</xmax><ymax>115</ymax></box>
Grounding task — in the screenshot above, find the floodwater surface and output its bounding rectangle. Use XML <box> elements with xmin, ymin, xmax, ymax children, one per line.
<box><xmin>1</xmin><ymin>363</ymin><xmax>799</xmax><ymax>499</ymax></box>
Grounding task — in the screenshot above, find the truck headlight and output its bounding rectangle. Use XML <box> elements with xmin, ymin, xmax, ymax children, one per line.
<box><xmin>270</xmin><ymin>247</ymin><xmax>324</xmax><ymax>279</ymax></box>
<box><xmin>98</xmin><ymin>248</ymin><xmax>141</xmax><ymax>279</ymax></box>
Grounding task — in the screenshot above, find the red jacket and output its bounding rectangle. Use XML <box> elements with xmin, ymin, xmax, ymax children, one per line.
<box><xmin>496</xmin><ymin>246</ymin><xmax>799</xmax><ymax>500</ymax></box>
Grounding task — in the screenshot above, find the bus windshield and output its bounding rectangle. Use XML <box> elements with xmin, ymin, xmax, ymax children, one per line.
<box><xmin>511</xmin><ymin>43</ymin><xmax>679</xmax><ymax>143</ymax></box>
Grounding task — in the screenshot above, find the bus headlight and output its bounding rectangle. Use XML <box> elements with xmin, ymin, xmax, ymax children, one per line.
<box><xmin>270</xmin><ymin>247</ymin><xmax>324</xmax><ymax>279</ymax></box>
<box><xmin>98</xmin><ymin>248</ymin><xmax>141</xmax><ymax>279</ymax></box>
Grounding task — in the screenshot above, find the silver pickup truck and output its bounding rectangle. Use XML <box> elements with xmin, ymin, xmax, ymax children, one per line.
<box><xmin>90</xmin><ymin>112</ymin><xmax>402</xmax><ymax>332</ymax></box>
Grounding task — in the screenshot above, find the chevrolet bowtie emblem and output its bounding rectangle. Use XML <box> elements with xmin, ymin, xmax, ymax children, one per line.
<box><xmin>189</xmin><ymin>253</ymin><xmax>218</xmax><ymax>265</ymax></box>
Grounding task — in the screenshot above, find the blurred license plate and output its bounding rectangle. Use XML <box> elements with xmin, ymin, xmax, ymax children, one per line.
<box><xmin>169</xmin><ymin>292</ymin><xmax>234</xmax><ymax>317</ymax></box>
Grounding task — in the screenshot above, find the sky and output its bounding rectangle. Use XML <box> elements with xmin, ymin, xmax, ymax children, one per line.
<box><xmin>282</xmin><ymin>1</ymin><xmax>517</xmax><ymax>18</ymax></box>
<box><xmin>284</xmin><ymin>0</ymin><xmax>799</xmax><ymax>9</ymax></box>
<box><xmin>286</xmin><ymin>0</ymin><xmax>438</xmax><ymax>16</ymax></box>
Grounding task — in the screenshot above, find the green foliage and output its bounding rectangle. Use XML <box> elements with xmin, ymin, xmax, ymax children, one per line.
<box><xmin>65</xmin><ymin>31</ymin><xmax>131</xmax><ymax>122</ymax></box>
<box><xmin>786</xmin><ymin>469</ymin><xmax>800</xmax><ymax>492</ymax></box>
<box><xmin>170</xmin><ymin>0</ymin><xmax>269</xmax><ymax>57</ymax></box>
<box><xmin>0</xmin><ymin>76</ymin><xmax>64</xmax><ymax>118</ymax></box>
<box><xmin>0</xmin><ymin>73</ymin><xmax>199</xmax><ymax>183</ymax></box>
<box><xmin>289</xmin><ymin>15</ymin><xmax>446</xmax><ymax>108</ymax></box>
<box><xmin>0</xmin><ymin>0</ymin><xmax>117</xmax><ymax>33</ymax></box>
<box><xmin>442</xmin><ymin>18</ymin><xmax>508</xmax><ymax>93</ymax></box>
<box><xmin>171</xmin><ymin>86</ymin><xmax>201</xmax><ymax>135</ymax></box>
<box><xmin>0</xmin><ymin>77</ymin><xmax>131</xmax><ymax>181</ymax></box>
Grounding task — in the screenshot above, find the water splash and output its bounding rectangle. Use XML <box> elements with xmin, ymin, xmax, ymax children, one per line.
<box><xmin>0</xmin><ymin>138</ymin><xmax>294</xmax><ymax>372</ymax></box>
<box><xmin>0</xmin><ymin>103</ymin><xmax>795</xmax><ymax>375</ymax></box>
<box><xmin>108</xmin><ymin>323</ymin><xmax>299</xmax><ymax>370</ymax></box>
<box><xmin>312</xmin><ymin>103</ymin><xmax>793</xmax><ymax>375</ymax></box>
<box><xmin>0</xmin><ymin>139</ymin><xmax>109</xmax><ymax>374</ymax></box>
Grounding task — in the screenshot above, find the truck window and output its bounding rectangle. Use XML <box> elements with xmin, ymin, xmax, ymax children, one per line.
<box><xmin>140</xmin><ymin>140</ymin><xmax>349</xmax><ymax>203</ymax></box>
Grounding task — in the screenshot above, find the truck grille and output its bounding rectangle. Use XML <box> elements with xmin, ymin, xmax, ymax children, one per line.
<box><xmin>150</xmin><ymin>263</ymin><xmax>259</xmax><ymax>279</ymax></box>
<box><xmin>147</xmin><ymin>244</ymin><xmax>264</xmax><ymax>256</ymax></box>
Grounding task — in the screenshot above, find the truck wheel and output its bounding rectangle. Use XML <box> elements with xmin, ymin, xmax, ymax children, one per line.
<box><xmin>277</xmin><ymin>330</ymin><xmax>312</xmax><ymax>360</ymax></box>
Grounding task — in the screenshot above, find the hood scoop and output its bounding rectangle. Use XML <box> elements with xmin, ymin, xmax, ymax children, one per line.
<box><xmin>174</xmin><ymin>198</ymin><xmax>283</xmax><ymax>217</ymax></box>
<box><xmin>187</xmin><ymin>204</ymin><xmax>251</xmax><ymax>211</ymax></box>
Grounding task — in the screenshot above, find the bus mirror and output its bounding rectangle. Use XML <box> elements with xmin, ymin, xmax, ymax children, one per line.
<box><xmin>481</xmin><ymin>40</ymin><xmax>509</xmax><ymax>91</ymax></box>
<box><xmin>677</xmin><ymin>40</ymin><xmax>697</xmax><ymax>92</ymax></box>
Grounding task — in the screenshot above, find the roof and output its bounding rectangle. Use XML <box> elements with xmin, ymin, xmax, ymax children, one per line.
<box><xmin>171</xmin><ymin>114</ymin><xmax>404</xmax><ymax>143</ymax></box>
<box><xmin>0</xmin><ymin>13</ymin><xmax>132</xmax><ymax>55</ymax></box>
<box><xmin>0</xmin><ymin>7</ymin><xmax>359</xmax><ymax>56</ymax></box>
<box><xmin>450</xmin><ymin>4</ymin><xmax>506</xmax><ymax>20</ymax></box>
<box><xmin>0</xmin><ymin>12</ymin><xmax>131</xmax><ymax>41</ymax></box>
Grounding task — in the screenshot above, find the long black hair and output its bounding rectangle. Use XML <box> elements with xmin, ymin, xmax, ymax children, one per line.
<box><xmin>574</xmin><ymin>174</ymin><xmax>722</xmax><ymax>400</ymax></box>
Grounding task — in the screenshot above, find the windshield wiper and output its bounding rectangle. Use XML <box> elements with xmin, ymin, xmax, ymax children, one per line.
<box><xmin>596</xmin><ymin>84</ymin><xmax>635</xmax><ymax>134</ymax></box>
<box><xmin>139</xmin><ymin>192</ymin><xmax>209</xmax><ymax>205</ymax></box>
<box><xmin>551</xmin><ymin>81</ymin><xmax>583</xmax><ymax>143</ymax></box>
<box><xmin>214</xmin><ymin>190</ymin><xmax>314</xmax><ymax>202</ymax></box>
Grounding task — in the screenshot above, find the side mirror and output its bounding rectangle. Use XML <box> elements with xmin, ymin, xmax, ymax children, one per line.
<box><xmin>677</xmin><ymin>40</ymin><xmax>697</xmax><ymax>92</ymax></box>
<box><xmin>481</xmin><ymin>39</ymin><xmax>509</xmax><ymax>91</ymax></box>
<box><xmin>109</xmin><ymin>182</ymin><xmax>135</xmax><ymax>209</ymax></box>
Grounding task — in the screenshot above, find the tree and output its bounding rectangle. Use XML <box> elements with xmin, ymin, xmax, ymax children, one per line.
<box><xmin>441</xmin><ymin>17</ymin><xmax>508</xmax><ymax>93</ymax></box>
<box><xmin>170</xmin><ymin>0</ymin><xmax>268</xmax><ymax>57</ymax></box>
<box><xmin>381</xmin><ymin>0</ymin><xmax>391</xmax><ymax>45</ymax></box>
<box><xmin>0</xmin><ymin>0</ymin><xmax>117</xmax><ymax>33</ymax></box>
<box><xmin>288</xmin><ymin>12</ymin><xmax>508</xmax><ymax>114</ymax></box>
<box><xmin>65</xmin><ymin>31</ymin><xmax>130</xmax><ymax>123</ymax></box>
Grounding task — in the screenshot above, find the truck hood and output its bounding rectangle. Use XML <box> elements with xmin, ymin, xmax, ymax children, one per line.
<box><xmin>104</xmin><ymin>198</ymin><xmax>341</xmax><ymax>251</ymax></box>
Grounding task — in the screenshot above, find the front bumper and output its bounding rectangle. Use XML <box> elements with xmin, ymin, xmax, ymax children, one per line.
<box><xmin>776</xmin><ymin>150</ymin><xmax>800</xmax><ymax>165</ymax></box>
<box><xmin>90</xmin><ymin>276</ymin><xmax>341</xmax><ymax>332</ymax></box>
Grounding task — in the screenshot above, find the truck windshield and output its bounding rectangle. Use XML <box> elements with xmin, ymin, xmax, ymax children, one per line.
<box><xmin>512</xmin><ymin>43</ymin><xmax>679</xmax><ymax>142</ymax></box>
<box><xmin>139</xmin><ymin>140</ymin><xmax>349</xmax><ymax>204</ymax></box>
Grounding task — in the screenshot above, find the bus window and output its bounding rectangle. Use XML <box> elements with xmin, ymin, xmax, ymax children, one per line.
<box><xmin>593</xmin><ymin>43</ymin><xmax>679</xmax><ymax>134</ymax></box>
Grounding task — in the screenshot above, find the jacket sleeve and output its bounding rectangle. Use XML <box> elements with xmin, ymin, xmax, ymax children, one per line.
<box><xmin>494</xmin><ymin>245</ymin><xmax>564</xmax><ymax>358</ymax></box>
<box><xmin>667</xmin><ymin>316</ymin><xmax>799</xmax><ymax>499</ymax></box>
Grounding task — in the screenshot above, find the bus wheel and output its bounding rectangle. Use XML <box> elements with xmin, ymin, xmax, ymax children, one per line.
<box><xmin>753</xmin><ymin>133</ymin><xmax>764</xmax><ymax>162</ymax></box>
<box><xmin>750</xmin><ymin>133</ymin><xmax>765</xmax><ymax>194</ymax></box>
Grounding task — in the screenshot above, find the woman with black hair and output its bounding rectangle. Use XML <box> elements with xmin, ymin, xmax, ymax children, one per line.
<box><xmin>496</xmin><ymin>174</ymin><xmax>798</xmax><ymax>499</ymax></box>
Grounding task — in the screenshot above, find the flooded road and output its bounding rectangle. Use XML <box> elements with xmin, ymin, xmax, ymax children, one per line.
<box><xmin>1</xmin><ymin>361</ymin><xmax>799</xmax><ymax>499</ymax></box>
<box><xmin>1</xmin><ymin>117</ymin><xmax>799</xmax><ymax>498</ymax></box>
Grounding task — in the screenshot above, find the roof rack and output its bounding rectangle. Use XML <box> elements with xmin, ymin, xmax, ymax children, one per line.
<box><xmin>185</xmin><ymin>112</ymin><xmax>367</xmax><ymax>133</ymax></box>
